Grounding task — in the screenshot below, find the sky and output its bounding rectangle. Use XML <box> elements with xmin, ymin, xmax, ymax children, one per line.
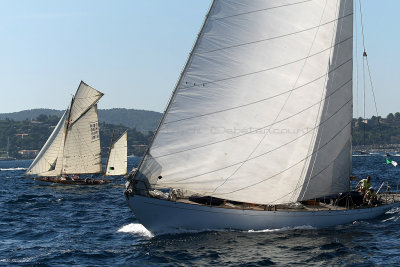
<box><xmin>0</xmin><ymin>0</ymin><xmax>399</xmax><ymax>119</ymax></box>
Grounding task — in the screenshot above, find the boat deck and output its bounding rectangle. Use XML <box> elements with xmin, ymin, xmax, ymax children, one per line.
<box><xmin>32</xmin><ymin>176</ymin><xmax>110</xmax><ymax>185</ymax></box>
<box><xmin>174</xmin><ymin>192</ymin><xmax>400</xmax><ymax>212</ymax></box>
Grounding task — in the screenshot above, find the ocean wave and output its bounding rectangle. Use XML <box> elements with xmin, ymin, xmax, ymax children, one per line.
<box><xmin>118</xmin><ymin>223</ymin><xmax>154</xmax><ymax>238</ymax></box>
<box><xmin>386</xmin><ymin>207</ymin><xmax>400</xmax><ymax>214</ymax></box>
<box><xmin>247</xmin><ymin>225</ymin><xmax>316</xmax><ymax>233</ymax></box>
<box><xmin>381</xmin><ymin>216</ymin><xmax>399</xmax><ymax>223</ymax></box>
<box><xmin>0</xmin><ymin>167</ymin><xmax>27</xmax><ymax>171</ymax></box>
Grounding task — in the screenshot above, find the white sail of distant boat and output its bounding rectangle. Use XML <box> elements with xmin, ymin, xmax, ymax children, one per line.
<box><xmin>105</xmin><ymin>131</ymin><xmax>128</xmax><ymax>176</ymax></box>
<box><xmin>125</xmin><ymin>0</ymin><xmax>400</xmax><ymax>234</ymax></box>
<box><xmin>25</xmin><ymin>81</ymin><xmax>107</xmax><ymax>184</ymax></box>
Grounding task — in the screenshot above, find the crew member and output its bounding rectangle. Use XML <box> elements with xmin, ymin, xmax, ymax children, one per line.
<box><xmin>356</xmin><ymin>176</ymin><xmax>372</xmax><ymax>193</ymax></box>
<box><xmin>363</xmin><ymin>187</ymin><xmax>377</xmax><ymax>205</ymax></box>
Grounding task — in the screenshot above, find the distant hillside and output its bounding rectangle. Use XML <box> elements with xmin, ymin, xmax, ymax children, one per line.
<box><xmin>0</xmin><ymin>108</ymin><xmax>162</xmax><ymax>132</ymax></box>
<box><xmin>0</xmin><ymin>109</ymin><xmax>64</xmax><ymax>121</ymax></box>
<box><xmin>98</xmin><ymin>109</ymin><xmax>161</xmax><ymax>132</ymax></box>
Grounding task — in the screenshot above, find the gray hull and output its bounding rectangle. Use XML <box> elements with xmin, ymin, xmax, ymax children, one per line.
<box><xmin>126</xmin><ymin>195</ymin><xmax>400</xmax><ymax>235</ymax></box>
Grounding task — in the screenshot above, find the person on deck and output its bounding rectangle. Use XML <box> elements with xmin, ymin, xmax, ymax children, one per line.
<box><xmin>356</xmin><ymin>176</ymin><xmax>372</xmax><ymax>193</ymax></box>
<box><xmin>363</xmin><ymin>187</ymin><xmax>377</xmax><ymax>205</ymax></box>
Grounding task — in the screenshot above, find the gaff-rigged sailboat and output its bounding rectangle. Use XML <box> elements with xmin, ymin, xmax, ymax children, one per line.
<box><xmin>25</xmin><ymin>81</ymin><xmax>109</xmax><ymax>185</ymax></box>
<box><xmin>125</xmin><ymin>0</ymin><xmax>400</xmax><ymax>234</ymax></box>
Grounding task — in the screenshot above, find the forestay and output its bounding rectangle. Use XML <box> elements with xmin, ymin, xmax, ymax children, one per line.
<box><xmin>135</xmin><ymin>0</ymin><xmax>353</xmax><ymax>204</ymax></box>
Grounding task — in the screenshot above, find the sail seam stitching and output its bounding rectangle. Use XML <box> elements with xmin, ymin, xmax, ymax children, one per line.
<box><xmin>178</xmin><ymin>36</ymin><xmax>352</xmax><ymax>93</ymax></box>
<box><xmin>165</xmin><ymin>55</ymin><xmax>352</xmax><ymax>125</ymax></box>
<box><xmin>212</xmin><ymin>119</ymin><xmax>352</xmax><ymax>196</ymax></box>
<box><xmin>270</xmin><ymin>150</ymin><xmax>350</xmax><ymax>204</ymax></box>
<box><xmin>210</xmin><ymin>0</ymin><xmax>312</xmax><ymax>21</ymax></box>
<box><xmin>211</xmin><ymin>0</ymin><xmax>331</xmax><ymax>194</ymax></box>
<box><xmin>199</xmin><ymin>12</ymin><xmax>353</xmax><ymax>55</ymax></box>
<box><xmin>154</xmin><ymin>77</ymin><xmax>351</xmax><ymax>160</ymax></box>
<box><xmin>166</xmin><ymin>97</ymin><xmax>352</xmax><ymax>183</ymax></box>
<box><xmin>297</xmin><ymin>0</ymin><xmax>348</xmax><ymax>201</ymax></box>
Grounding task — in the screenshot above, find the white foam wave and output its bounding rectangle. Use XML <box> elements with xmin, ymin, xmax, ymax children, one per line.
<box><xmin>118</xmin><ymin>224</ymin><xmax>317</xmax><ymax>236</ymax></box>
<box><xmin>352</xmin><ymin>220</ymin><xmax>370</xmax><ymax>226</ymax></box>
<box><xmin>381</xmin><ymin>216</ymin><xmax>398</xmax><ymax>223</ymax></box>
<box><xmin>0</xmin><ymin>167</ymin><xmax>27</xmax><ymax>171</ymax></box>
<box><xmin>386</xmin><ymin>207</ymin><xmax>400</xmax><ymax>214</ymax></box>
<box><xmin>154</xmin><ymin>228</ymin><xmax>236</xmax><ymax>236</ymax></box>
<box><xmin>118</xmin><ymin>223</ymin><xmax>154</xmax><ymax>238</ymax></box>
<box><xmin>0</xmin><ymin>256</ymin><xmax>36</xmax><ymax>263</ymax></box>
<box><xmin>247</xmin><ymin>225</ymin><xmax>315</xmax><ymax>233</ymax></box>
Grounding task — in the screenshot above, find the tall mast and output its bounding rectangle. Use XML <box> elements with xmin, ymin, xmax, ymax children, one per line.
<box><xmin>60</xmin><ymin>96</ymin><xmax>74</xmax><ymax>175</ymax></box>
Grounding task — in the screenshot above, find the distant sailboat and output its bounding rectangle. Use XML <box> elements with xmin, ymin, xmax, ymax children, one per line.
<box><xmin>104</xmin><ymin>131</ymin><xmax>128</xmax><ymax>177</ymax></box>
<box><xmin>25</xmin><ymin>81</ymin><xmax>109</xmax><ymax>185</ymax></box>
<box><xmin>0</xmin><ymin>137</ymin><xmax>16</xmax><ymax>161</ymax></box>
<box><xmin>125</xmin><ymin>0</ymin><xmax>400</xmax><ymax>234</ymax></box>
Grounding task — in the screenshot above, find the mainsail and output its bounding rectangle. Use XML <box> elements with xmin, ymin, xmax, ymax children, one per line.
<box><xmin>135</xmin><ymin>0</ymin><xmax>353</xmax><ymax>205</ymax></box>
<box><xmin>62</xmin><ymin>104</ymin><xmax>102</xmax><ymax>174</ymax></box>
<box><xmin>105</xmin><ymin>131</ymin><xmax>128</xmax><ymax>176</ymax></box>
<box><xmin>26</xmin><ymin>81</ymin><xmax>104</xmax><ymax>176</ymax></box>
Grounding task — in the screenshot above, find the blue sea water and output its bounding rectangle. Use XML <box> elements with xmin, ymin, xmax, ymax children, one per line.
<box><xmin>1</xmin><ymin>155</ymin><xmax>400</xmax><ymax>266</ymax></box>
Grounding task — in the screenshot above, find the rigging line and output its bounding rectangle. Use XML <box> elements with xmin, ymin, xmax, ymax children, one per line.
<box><xmin>172</xmin><ymin>97</ymin><xmax>352</xmax><ymax>183</ymax></box>
<box><xmin>211</xmin><ymin>0</ymin><xmax>330</xmax><ymax>194</ymax></box>
<box><xmin>154</xmin><ymin>78</ymin><xmax>352</xmax><ymax>160</ymax></box>
<box><xmin>365</xmin><ymin>56</ymin><xmax>384</xmax><ymax>141</ymax></box>
<box><xmin>212</xmin><ymin>119</ymin><xmax>352</xmax><ymax>196</ymax></box>
<box><xmin>359</xmin><ymin>0</ymin><xmax>366</xmax><ymax>147</ymax></box>
<box><xmin>299</xmin><ymin>0</ymin><xmax>348</xmax><ymax>201</ymax></box>
<box><xmin>165</xmin><ymin>56</ymin><xmax>352</xmax><ymax>125</ymax></box>
<box><xmin>355</xmin><ymin>1</ymin><xmax>359</xmax><ymax>118</ymax></box>
<box><xmin>358</xmin><ymin>0</ymin><xmax>366</xmax><ymax>55</ymax></box>
<box><xmin>211</xmin><ymin>0</ymin><xmax>312</xmax><ymax>21</ymax></box>
<box><xmin>362</xmin><ymin>54</ymin><xmax>366</xmax><ymax>147</ymax></box>
<box><xmin>180</xmin><ymin>36</ymin><xmax>352</xmax><ymax>92</ymax></box>
<box><xmin>199</xmin><ymin>13</ymin><xmax>353</xmax><ymax>55</ymax></box>
<box><xmin>358</xmin><ymin>0</ymin><xmax>384</xmax><ymax>143</ymax></box>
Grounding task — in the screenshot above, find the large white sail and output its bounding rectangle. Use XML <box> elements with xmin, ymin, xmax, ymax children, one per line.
<box><xmin>136</xmin><ymin>0</ymin><xmax>353</xmax><ymax>204</ymax></box>
<box><xmin>105</xmin><ymin>131</ymin><xmax>127</xmax><ymax>176</ymax></box>
<box><xmin>62</xmin><ymin>104</ymin><xmax>102</xmax><ymax>174</ymax></box>
<box><xmin>69</xmin><ymin>81</ymin><xmax>103</xmax><ymax>125</ymax></box>
<box><xmin>26</xmin><ymin>110</ymin><xmax>68</xmax><ymax>176</ymax></box>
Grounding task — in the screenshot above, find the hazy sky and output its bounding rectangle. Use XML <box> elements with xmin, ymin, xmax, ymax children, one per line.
<box><xmin>1</xmin><ymin>0</ymin><xmax>399</xmax><ymax>118</ymax></box>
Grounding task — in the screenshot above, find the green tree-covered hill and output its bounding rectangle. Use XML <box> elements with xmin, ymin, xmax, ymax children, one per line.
<box><xmin>0</xmin><ymin>108</ymin><xmax>162</xmax><ymax>133</ymax></box>
<box><xmin>353</xmin><ymin>112</ymin><xmax>400</xmax><ymax>146</ymax></box>
<box><xmin>2</xmin><ymin>110</ymin><xmax>400</xmax><ymax>159</ymax></box>
<box><xmin>0</xmin><ymin>114</ymin><xmax>152</xmax><ymax>159</ymax></box>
